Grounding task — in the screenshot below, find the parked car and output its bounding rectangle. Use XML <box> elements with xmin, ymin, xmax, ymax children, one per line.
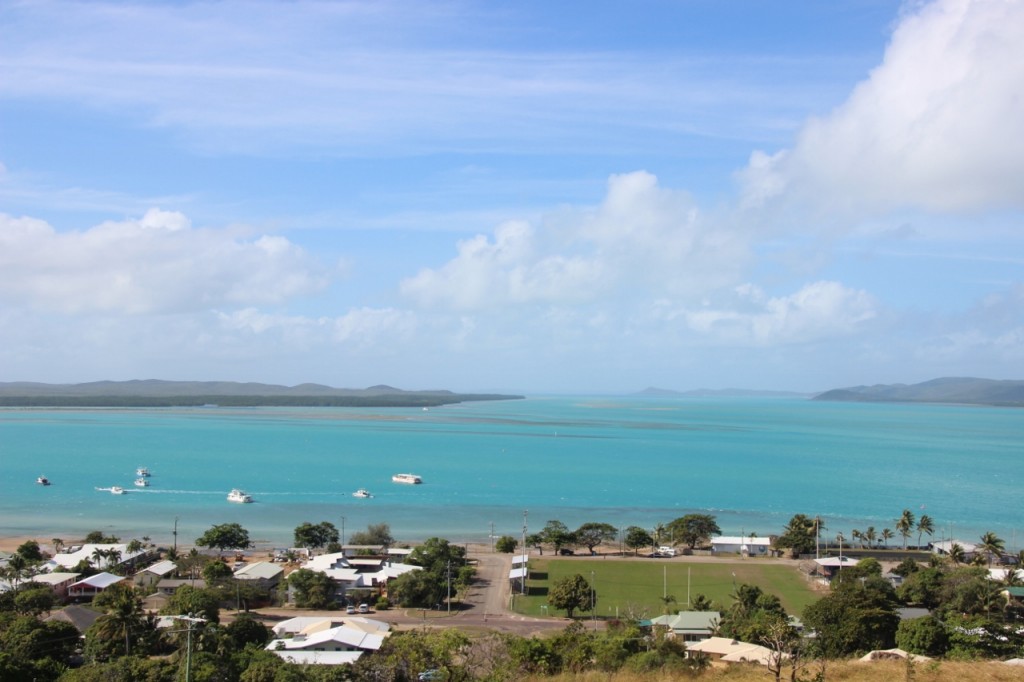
<box><xmin>358</xmin><ymin>603</ymin><xmax>369</xmax><ymax>613</ymax></box>
<box><xmin>346</xmin><ymin>605</ymin><xmax>356</xmax><ymax>614</ymax></box>
<box><xmin>656</xmin><ymin>546</ymin><xmax>677</xmax><ymax>557</ymax></box>
<box><xmin>558</xmin><ymin>548</ymin><xmax>575</xmax><ymax>556</ymax></box>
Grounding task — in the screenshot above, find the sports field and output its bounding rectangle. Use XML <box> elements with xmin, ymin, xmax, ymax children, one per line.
<box><xmin>512</xmin><ymin>557</ymin><xmax>821</xmax><ymax>620</ymax></box>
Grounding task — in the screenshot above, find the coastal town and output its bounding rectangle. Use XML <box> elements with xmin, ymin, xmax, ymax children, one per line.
<box><xmin>2</xmin><ymin>510</ymin><xmax>1023</xmax><ymax>681</ymax></box>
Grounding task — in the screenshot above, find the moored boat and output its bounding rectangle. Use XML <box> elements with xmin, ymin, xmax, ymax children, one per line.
<box><xmin>227</xmin><ymin>488</ymin><xmax>253</xmax><ymax>503</ymax></box>
<box><xmin>391</xmin><ymin>473</ymin><xmax>422</xmax><ymax>484</ymax></box>
<box><xmin>136</xmin><ymin>467</ymin><xmax>151</xmax><ymax>477</ymax></box>
<box><xmin>36</xmin><ymin>475</ymin><xmax>51</xmax><ymax>486</ymax></box>
<box><xmin>134</xmin><ymin>477</ymin><xmax>150</xmax><ymax>487</ymax></box>
<box><xmin>353</xmin><ymin>489</ymin><xmax>373</xmax><ymax>498</ymax></box>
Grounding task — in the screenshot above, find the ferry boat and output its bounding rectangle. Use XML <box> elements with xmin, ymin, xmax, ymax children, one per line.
<box><xmin>136</xmin><ymin>467</ymin><xmax>151</xmax><ymax>477</ymax></box>
<box><xmin>36</xmin><ymin>475</ymin><xmax>51</xmax><ymax>486</ymax></box>
<box><xmin>134</xmin><ymin>477</ymin><xmax>150</xmax><ymax>487</ymax></box>
<box><xmin>227</xmin><ymin>489</ymin><xmax>253</xmax><ymax>503</ymax></box>
<box><xmin>353</xmin><ymin>489</ymin><xmax>373</xmax><ymax>498</ymax></box>
<box><xmin>391</xmin><ymin>473</ymin><xmax>422</xmax><ymax>484</ymax></box>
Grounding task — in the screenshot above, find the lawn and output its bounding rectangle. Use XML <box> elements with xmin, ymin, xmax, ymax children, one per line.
<box><xmin>512</xmin><ymin>557</ymin><xmax>820</xmax><ymax>620</ymax></box>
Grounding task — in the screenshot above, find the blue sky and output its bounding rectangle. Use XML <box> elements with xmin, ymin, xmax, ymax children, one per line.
<box><xmin>1</xmin><ymin>0</ymin><xmax>1022</xmax><ymax>393</ymax></box>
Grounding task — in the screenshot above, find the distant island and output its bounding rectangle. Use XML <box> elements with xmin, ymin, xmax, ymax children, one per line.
<box><xmin>0</xmin><ymin>380</ymin><xmax>524</xmax><ymax>408</ymax></box>
<box><xmin>813</xmin><ymin>377</ymin><xmax>1024</xmax><ymax>407</ymax></box>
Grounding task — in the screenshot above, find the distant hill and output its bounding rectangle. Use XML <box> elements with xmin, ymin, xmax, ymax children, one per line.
<box><xmin>813</xmin><ymin>377</ymin><xmax>1024</xmax><ymax>407</ymax></box>
<box><xmin>0</xmin><ymin>380</ymin><xmax>523</xmax><ymax>408</ymax></box>
<box><xmin>634</xmin><ymin>386</ymin><xmax>810</xmax><ymax>398</ymax></box>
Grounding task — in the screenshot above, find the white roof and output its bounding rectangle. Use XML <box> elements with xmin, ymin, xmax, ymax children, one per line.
<box><xmin>234</xmin><ymin>561</ymin><xmax>283</xmax><ymax>581</ymax></box>
<box><xmin>508</xmin><ymin>567</ymin><xmax>528</xmax><ymax>579</ymax></box>
<box><xmin>267</xmin><ymin>624</ymin><xmax>387</xmax><ymax>652</ymax></box>
<box><xmin>70</xmin><ymin>572</ymin><xmax>124</xmax><ymax>590</ymax></box>
<box><xmin>273</xmin><ymin>617</ymin><xmax>343</xmax><ymax>637</ymax></box>
<box><xmin>142</xmin><ymin>560</ymin><xmax>178</xmax><ymax>576</ymax></box>
<box><xmin>713</xmin><ymin>536</ymin><xmax>772</xmax><ymax>546</ymax></box>
<box><xmin>272</xmin><ymin>616</ymin><xmax>390</xmax><ymax>638</ymax></box>
<box><xmin>269</xmin><ymin>650</ymin><xmax>363</xmax><ymax>665</ymax></box>
<box><xmin>511</xmin><ymin>555</ymin><xmax>530</xmax><ymax>566</ymax></box>
<box><xmin>27</xmin><ymin>572</ymin><xmax>80</xmax><ymax>586</ymax></box>
<box><xmin>300</xmin><ymin>552</ymin><xmax>420</xmax><ymax>587</ymax></box>
<box><xmin>930</xmin><ymin>539</ymin><xmax>979</xmax><ymax>554</ymax></box>
<box><xmin>687</xmin><ymin>637</ymin><xmax>781</xmax><ymax>664</ymax></box>
<box><xmin>814</xmin><ymin>556</ymin><xmax>859</xmax><ymax>568</ymax></box>
<box><xmin>49</xmin><ymin>544</ymin><xmax>147</xmax><ymax>570</ymax></box>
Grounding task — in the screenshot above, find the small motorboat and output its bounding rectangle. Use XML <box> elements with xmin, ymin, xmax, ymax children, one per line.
<box><xmin>353</xmin><ymin>489</ymin><xmax>373</xmax><ymax>498</ymax></box>
<box><xmin>136</xmin><ymin>467</ymin><xmax>151</xmax><ymax>477</ymax></box>
<box><xmin>110</xmin><ymin>486</ymin><xmax>125</xmax><ymax>495</ymax></box>
<box><xmin>227</xmin><ymin>489</ymin><xmax>253</xmax><ymax>503</ymax></box>
<box><xmin>134</xmin><ymin>477</ymin><xmax>150</xmax><ymax>487</ymax></box>
<box><xmin>36</xmin><ymin>475</ymin><xmax>51</xmax><ymax>486</ymax></box>
<box><xmin>391</xmin><ymin>473</ymin><xmax>423</xmax><ymax>484</ymax></box>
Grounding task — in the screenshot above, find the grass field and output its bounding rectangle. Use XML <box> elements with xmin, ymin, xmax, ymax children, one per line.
<box><xmin>513</xmin><ymin>558</ymin><xmax>821</xmax><ymax>620</ymax></box>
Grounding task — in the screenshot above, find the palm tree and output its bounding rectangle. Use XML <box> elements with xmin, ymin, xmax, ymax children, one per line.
<box><xmin>896</xmin><ymin>509</ymin><xmax>915</xmax><ymax>550</ymax></box>
<box><xmin>881</xmin><ymin>528</ymin><xmax>894</xmax><ymax>548</ymax></box>
<box><xmin>916</xmin><ymin>515</ymin><xmax>935</xmax><ymax>549</ymax></box>
<box><xmin>2</xmin><ymin>553</ymin><xmax>29</xmax><ymax>591</ymax></box>
<box><xmin>948</xmin><ymin>542</ymin><xmax>966</xmax><ymax>566</ymax></box>
<box><xmin>865</xmin><ymin>526</ymin><xmax>877</xmax><ymax>549</ymax></box>
<box><xmin>52</xmin><ymin>538</ymin><xmax>65</xmax><ymax>555</ymax></box>
<box><xmin>92</xmin><ymin>584</ymin><xmax>147</xmax><ymax>657</ymax></box>
<box><xmin>979</xmin><ymin>531</ymin><xmax>1005</xmax><ymax>567</ymax></box>
<box><xmin>851</xmin><ymin>529</ymin><xmax>863</xmax><ymax>549</ymax></box>
<box><xmin>92</xmin><ymin>547</ymin><xmax>108</xmax><ymax>569</ymax></box>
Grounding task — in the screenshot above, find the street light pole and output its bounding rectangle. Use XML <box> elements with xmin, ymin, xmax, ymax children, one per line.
<box><xmin>173</xmin><ymin>516</ymin><xmax>179</xmax><ymax>555</ymax></box>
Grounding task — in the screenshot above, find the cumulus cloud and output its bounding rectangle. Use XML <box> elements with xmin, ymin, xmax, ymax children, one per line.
<box><xmin>680</xmin><ymin>281</ymin><xmax>878</xmax><ymax>345</ymax></box>
<box><xmin>740</xmin><ymin>0</ymin><xmax>1024</xmax><ymax>215</ymax></box>
<box><xmin>0</xmin><ymin>209</ymin><xmax>328</xmax><ymax>314</ymax></box>
<box><xmin>401</xmin><ymin>171</ymin><xmax>748</xmax><ymax>311</ymax></box>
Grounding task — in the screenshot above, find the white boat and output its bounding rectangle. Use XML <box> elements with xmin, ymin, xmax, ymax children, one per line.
<box><xmin>391</xmin><ymin>473</ymin><xmax>422</xmax><ymax>484</ymax></box>
<box><xmin>136</xmin><ymin>467</ymin><xmax>151</xmax><ymax>477</ymax></box>
<box><xmin>36</xmin><ymin>475</ymin><xmax>51</xmax><ymax>486</ymax></box>
<box><xmin>110</xmin><ymin>486</ymin><xmax>125</xmax><ymax>495</ymax></box>
<box><xmin>134</xmin><ymin>477</ymin><xmax>150</xmax><ymax>487</ymax></box>
<box><xmin>353</xmin><ymin>489</ymin><xmax>373</xmax><ymax>498</ymax></box>
<box><xmin>227</xmin><ymin>488</ymin><xmax>253</xmax><ymax>503</ymax></box>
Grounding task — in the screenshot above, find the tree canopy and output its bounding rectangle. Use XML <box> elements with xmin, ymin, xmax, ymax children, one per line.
<box><xmin>293</xmin><ymin>521</ymin><xmax>340</xmax><ymax>549</ymax></box>
<box><xmin>548</xmin><ymin>573</ymin><xmax>595</xmax><ymax>618</ymax></box>
<box><xmin>195</xmin><ymin>523</ymin><xmax>251</xmax><ymax>554</ymax></box>
<box><xmin>665</xmin><ymin>514</ymin><xmax>721</xmax><ymax>549</ymax></box>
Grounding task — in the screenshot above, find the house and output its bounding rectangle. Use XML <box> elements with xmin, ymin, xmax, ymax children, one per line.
<box><xmin>266</xmin><ymin>616</ymin><xmax>390</xmax><ymax>665</ymax></box>
<box><xmin>135</xmin><ymin>559</ymin><xmax>178</xmax><ymax>589</ymax></box>
<box><xmin>648</xmin><ymin>611</ymin><xmax>720</xmax><ymax>642</ymax></box>
<box><xmin>155</xmin><ymin>578</ymin><xmax>207</xmax><ymax>595</ymax></box>
<box><xmin>234</xmin><ymin>561</ymin><xmax>284</xmax><ymax>588</ymax></box>
<box><xmin>45</xmin><ymin>604</ymin><xmax>102</xmax><ymax>636</ymax></box>
<box><xmin>685</xmin><ymin>636</ymin><xmax>785</xmax><ymax>666</ymax></box>
<box><xmin>68</xmin><ymin>572</ymin><xmax>126</xmax><ymax>600</ymax></box>
<box><xmin>295</xmin><ymin>553</ymin><xmax>420</xmax><ymax>603</ymax></box>
<box><xmin>930</xmin><ymin>540</ymin><xmax>979</xmax><ymax>562</ymax></box>
<box><xmin>24</xmin><ymin>572</ymin><xmax>80</xmax><ymax>599</ymax></box>
<box><xmin>47</xmin><ymin>543</ymin><xmax>148</xmax><ymax>572</ymax></box>
<box><xmin>711</xmin><ymin>537</ymin><xmax>773</xmax><ymax>557</ymax></box>
<box><xmin>811</xmin><ymin>556</ymin><xmax>859</xmax><ymax>583</ymax></box>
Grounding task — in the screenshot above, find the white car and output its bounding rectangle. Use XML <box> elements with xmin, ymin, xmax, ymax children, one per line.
<box><xmin>656</xmin><ymin>546</ymin><xmax>677</xmax><ymax>557</ymax></box>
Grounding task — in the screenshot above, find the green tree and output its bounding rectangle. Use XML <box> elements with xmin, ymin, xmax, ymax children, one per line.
<box><xmin>293</xmin><ymin>521</ymin><xmax>340</xmax><ymax>550</ymax></box>
<box><xmin>717</xmin><ymin>584</ymin><xmax>790</xmax><ymax>644</ymax></box>
<box><xmin>541</xmin><ymin>520</ymin><xmax>576</xmax><ymax>554</ymax></box>
<box><xmin>161</xmin><ymin>584</ymin><xmax>222</xmax><ymax>624</ymax></box>
<box><xmin>15</xmin><ymin>540</ymin><xmax>43</xmax><ymax>563</ymax></box>
<box><xmin>286</xmin><ymin>569</ymin><xmax>336</xmax><ymax>608</ymax></box>
<box><xmin>979</xmin><ymin>531</ymin><xmax>1005</xmax><ymax>566</ymax></box>
<box><xmin>774</xmin><ymin>514</ymin><xmax>818</xmax><ymax>557</ymax></box>
<box><xmin>86</xmin><ymin>584</ymin><xmax>156</xmax><ymax>661</ymax></box>
<box><xmin>12</xmin><ymin>585</ymin><xmax>55</xmax><ymax>616</ymax></box>
<box><xmin>896</xmin><ymin>509</ymin><xmax>915</xmax><ymax>550</ymax></box>
<box><xmin>388</xmin><ymin>568</ymin><xmax>445</xmax><ymax>608</ymax></box>
<box><xmin>916</xmin><ymin>514</ymin><xmax>935</xmax><ymax>549</ymax></box>
<box><xmin>881</xmin><ymin>527</ymin><xmax>894</xmax><ymax>548</ymax></box>
<box><xmin>803</xmin><ymin>572</ymin><xmax>899</xmax><ymax>658</ymax></box>
<box><xmin>896</xmin><ymin>616</ymin><xmax>949</xmax><ymax>657</ymax></box>
<box><xmin>666</xmin><ymin>514</ymin><xmax>721</xmax><ymax>549</ymax></box>
<box><xmin>494</xmin><ymin>535</ymin><xmax>518</xmax><ymax>553</ymax></box>
<box><xmin>348</xmin><ymin>522</ymin><xmax>395</xmax><ymax>548</ymax></box>
<box><xmin>196</xmin><ymin>523</ymin><xmax>251</xmax><ymax>554</ymax></box>
<box><xmin>225</xmin><ymin>613</ymin><xmax>270</xmax><ymax>650</ymax></box>
<box><xmin>202</xmin><ymin>558</ymin><xmax>234</xmax><ymax>585</ymax></box>
<box><xmin>547</xmin><ymin>573</ymin><xmax>595</xmax><ymax>618</ymax></box>
<box><xmin>624</xmin><ymin>526</ymin><xmax>654</xmax><ymax>555</ymax></box>
<box><xmin>574</xmin><ymin>522</ymin><xmax>617</xmax><ymax>555</ymax></box>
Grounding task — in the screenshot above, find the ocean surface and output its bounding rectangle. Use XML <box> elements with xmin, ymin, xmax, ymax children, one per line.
<box><xmin>1</xmin><ymin>396</ymin><xmax>1021</xmax><ymax>551</ymax></box>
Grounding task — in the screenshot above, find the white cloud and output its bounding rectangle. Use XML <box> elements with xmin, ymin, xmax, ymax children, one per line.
<box><xmin>680</xmin><ymin>281</ymin><xmax>878</xmax><ymax>345</ymax></box>
<box><xmin>0</xmin><ymin>209</ymin><xmax>328</xmax><ymax>314</ymax></box>
<box><xmin>401</xmin><ymin>171</ymin><xmax>748</xmax><ymax>311</ymax></box>
<box><xmin>740</xmin><ymin>0</ymin><xmax>1024</xmax><ymax>215</ymax></box>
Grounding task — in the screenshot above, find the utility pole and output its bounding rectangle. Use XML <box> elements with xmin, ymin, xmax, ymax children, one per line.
<box><xmin>171</xmin><ymin>614</ymin><xmax>206</xmax><ymax>682</ymax></box>
<box><xmin>447</xmin><ymin>559</ymin><xmax>451</xmax><ymax>614</ymax></box>
<box><xmin>490</xmin><ymin>522</ymin><xmax>495</xmax><ymax>553</ymax></box>
<box><xmin>173</xmin><ymin>516</ymin><xmax>179</xmax><ymax>555</ymax></box>
<box><xmin>341</xmin><ymin>516</ymin><xmax>346</xmax><ymax>551</ymax></box>
<box><xmin>521</xmin><ymin>510</ymin><xmax>528</xmax><ymax>595</ymax></box>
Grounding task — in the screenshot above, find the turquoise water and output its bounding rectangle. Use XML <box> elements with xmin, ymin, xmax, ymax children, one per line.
<box><xmin>1</xmin><ymin>397</ymin><xmax>1021</xmax><ymax>549</ymax></box>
